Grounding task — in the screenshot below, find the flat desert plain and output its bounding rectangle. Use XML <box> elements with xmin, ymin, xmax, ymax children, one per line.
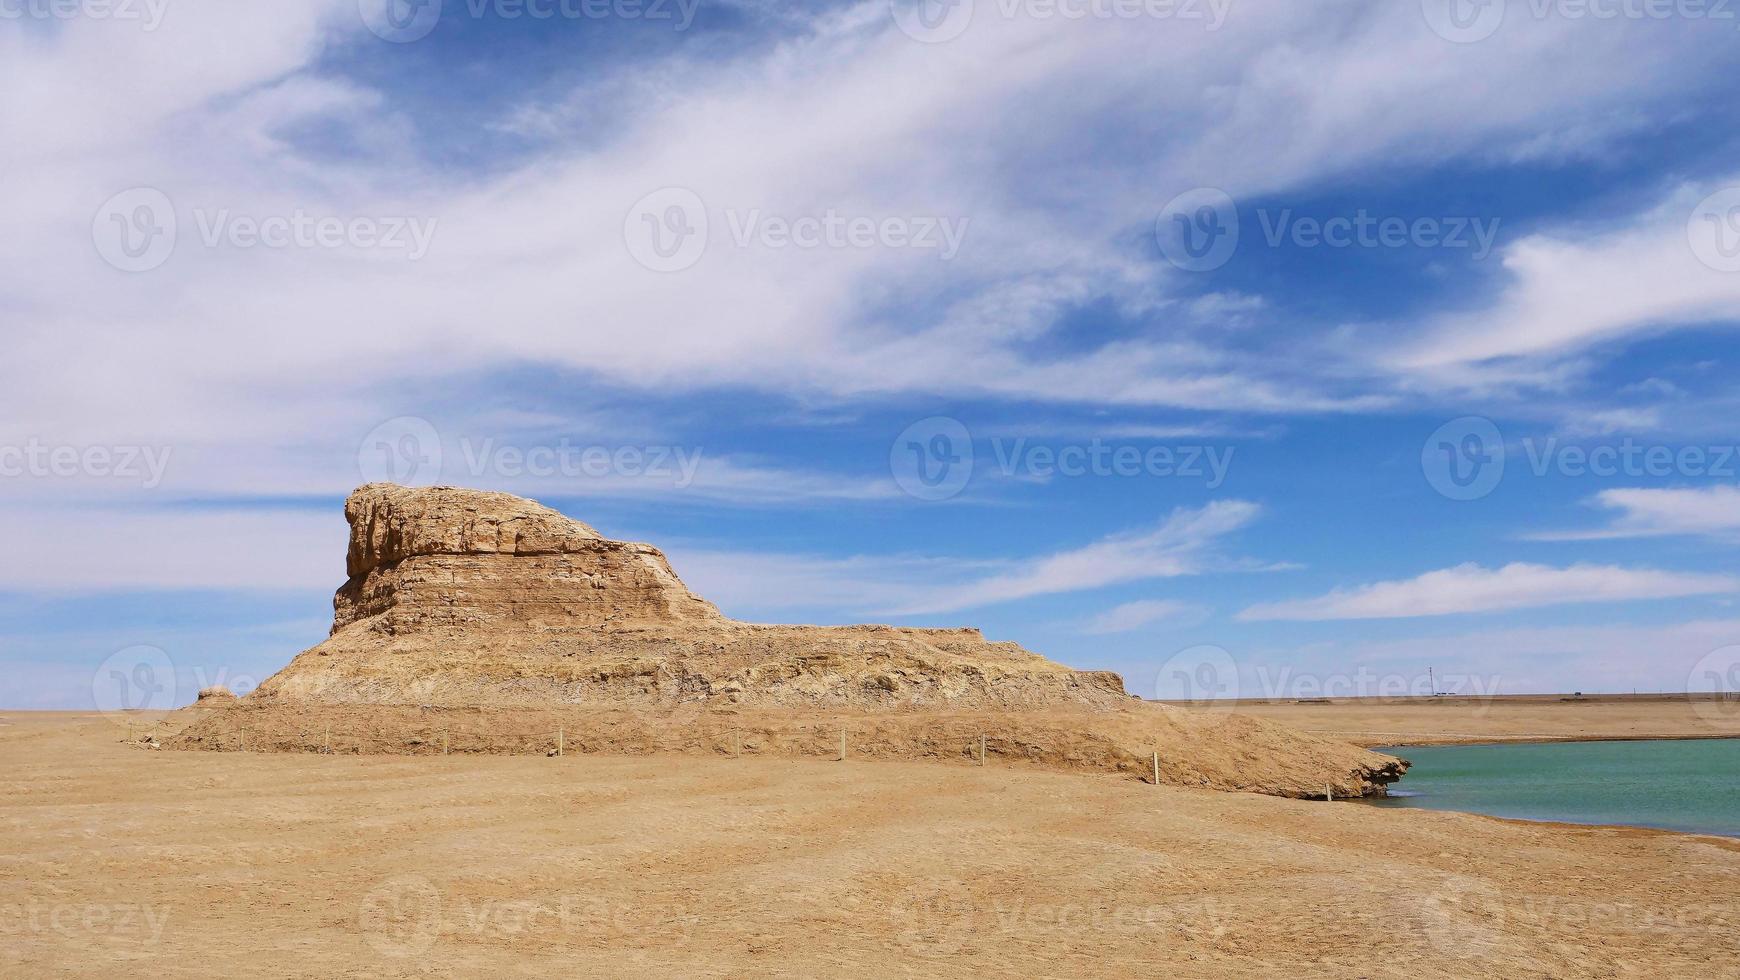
<box><xmin>5</xmin><ymin>712</ymin><xmax>1738</xmax><ymax>978</ymax></box>
<box><xmin>1202</xmin><ymin>694</ymin><xmax>1740</xmax><ymax>747</ymax></box>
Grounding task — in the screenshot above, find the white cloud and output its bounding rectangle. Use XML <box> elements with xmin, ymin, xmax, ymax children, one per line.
<box><xmin>7</xmin><ymin>0</ymin><xmax>1740</xmax><ymax>617</ymax></box>
<box><xmin>1391</xmin><ymin>180</ymin><xmax>1740</xmax><ymax>379</ymax></box>
<box><xmin>1239</xmin><ymin>562</ymin><xmax>1740</xmax><ymax>621</ymax></box>
<box><xmin>1247</xmin><ymin>619</ymin><xmax>1740</xmax><ymax>696</ymax></box>
<box><xmin>887</xmin><ymin>501</ymin><xmax>1262</xmax><ymax>614</ymax></box>
<box><xmin>1083</xmin><ymin>599</ymin><xmax>1205</xmax><ymax>635</ymax></box>
<box><xmin>0</xmin><ymin>506</ymin><xmax>345</xmax><ymax>593</ymax></box>
<box><xmin>663</xmin><ymin>549</ymin><xmax>990</xmax><ymax>621</ymax></box>
<box><xmin>0</xmin><ymin>0</ymin><xmax>352</xmax><ymax>160</ymax></box>
<box><xmin>671</xmin><ymin>501</ymin><xmax>1262</xmax><ymax>619</ymax></box>
<box><xmin>436</xmin><ymin>450</ymin><xmax>903</xmax><ymax>506</ymax></box>
<box><xmin>1557</xmin><ymin>407</ymin><xmax>1665</xmax><ymax>438</ymax></box>
<box><xmin>7</xmin><ymin>0</ymin><xmax>1737</xmax><ymax>491</ymax></box>
<box><xmin>1531</xmin><ymin>485</ymin><xmax>1740</xmax><ymax>541</ymax></box>
<box><xmin>0</xmin><ymin>496</ymin><xmax>1259</xmax><ymax>613</ymax></box>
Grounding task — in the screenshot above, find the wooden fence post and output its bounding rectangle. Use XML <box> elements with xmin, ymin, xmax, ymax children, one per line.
<box><xmin>1153</xmin><ymin>751</ymin><xmax>1160</xmax><ymax>786</ymax></box>
<box><xmin>558</xmin><ymin>727</ymin><xmax>565</xmax><ymax>757</ymax></box>
<box><xmin>324</xmin><ymin>725</ymin><xmax>331</xmax><ymax>754</ymax></box>
<box><xmin>443</xmin><ymin>730</ymin><xmax>449</xmax><ymax>755</ymax></box>
<box><xmin>978</xmin><ymin>734</ymin><xmax>986</xmax><ymax>766</ymax></box>
<box><xmin>838</xmin><ymin>726</ymin><xmax>847</xmax><ymax>762</ymax></box>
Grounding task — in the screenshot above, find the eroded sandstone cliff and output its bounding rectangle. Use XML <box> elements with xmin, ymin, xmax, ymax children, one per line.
<box><xmin>171</xmin><ymin>484</ymin><xmax>1406</xmax><ymax>798</ymax></box>
<box><xmin>334</xmin><ymin>484</ymin><xmax>721</xmax><ymax>633</ymax></box>
<box><xmin>256</xmin><ymin>483</ymin><xmax>1130</xmax><ymax>710</ymax></box>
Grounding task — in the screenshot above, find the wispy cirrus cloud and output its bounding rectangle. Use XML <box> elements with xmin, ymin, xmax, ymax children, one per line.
<box><xmin>672</xmin><ymin>501</ymin><xmax>1264</xmax><ymax>619</ymax></box>
<box><xmin>1239</xmin><ymin>562</ymin><xmax>1740</xmax><ymax>621</ymax></box>
<box><xmin>1389</xmin><ymin>179</ymin><xmax>1740</xmax><ymax>389</ymax></box>
<box><xmin>890</xmin><ymin>501</ymin><xmax>1263</xmax><ymax>615</ymax></box>
<box><xmin>9</xmin><ymin>0</ymin><xmax>1739</xmax><ymax>477</ymax></box>
<box><xmin>1082</xmin><ymin>598</ymin><xmax>1208</xmax><ymax>635</ymax></box>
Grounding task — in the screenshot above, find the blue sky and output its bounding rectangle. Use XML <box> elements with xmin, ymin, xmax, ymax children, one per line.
<box><xmin>4</xmin><ymin>0</ymin><xmax>1740</xmax><ymax>708</ymax></box>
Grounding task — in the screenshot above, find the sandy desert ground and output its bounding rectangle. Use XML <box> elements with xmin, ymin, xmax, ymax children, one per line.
<box><xmin>4</xmin><ymin>711</ymin><xmax>1737</xmax><ymax>979</ymax></box>
<box><xmin>1197</xmin><ymin>695</ymin><xmax>1740</xmax><ymax>747</ymax></box>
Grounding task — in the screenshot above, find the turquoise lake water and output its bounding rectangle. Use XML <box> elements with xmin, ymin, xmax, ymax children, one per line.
<box><xmin>1366</xmin><ymin>739</ymin><xmax>1740</xmax><ymax>837</ymax></box>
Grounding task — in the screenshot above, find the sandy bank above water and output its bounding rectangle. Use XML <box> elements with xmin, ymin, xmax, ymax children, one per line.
<box><xmin>1175</xmin><ymin>694</ymin><xmax>1740</xmax><ymax>747</ymax></box>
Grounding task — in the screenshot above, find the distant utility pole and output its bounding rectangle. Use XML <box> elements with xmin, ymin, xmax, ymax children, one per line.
<box><xmin>1428</xmin><ymin>667</ymin><xmax>1436</xmax><ymax>697</ymax></box>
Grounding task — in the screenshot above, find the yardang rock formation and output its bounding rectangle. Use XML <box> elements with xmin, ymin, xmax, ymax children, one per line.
<box><xmin>172</xmin><ymin>484</ymin><xmax>1406</xmax><ymax>798</ymax></box>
